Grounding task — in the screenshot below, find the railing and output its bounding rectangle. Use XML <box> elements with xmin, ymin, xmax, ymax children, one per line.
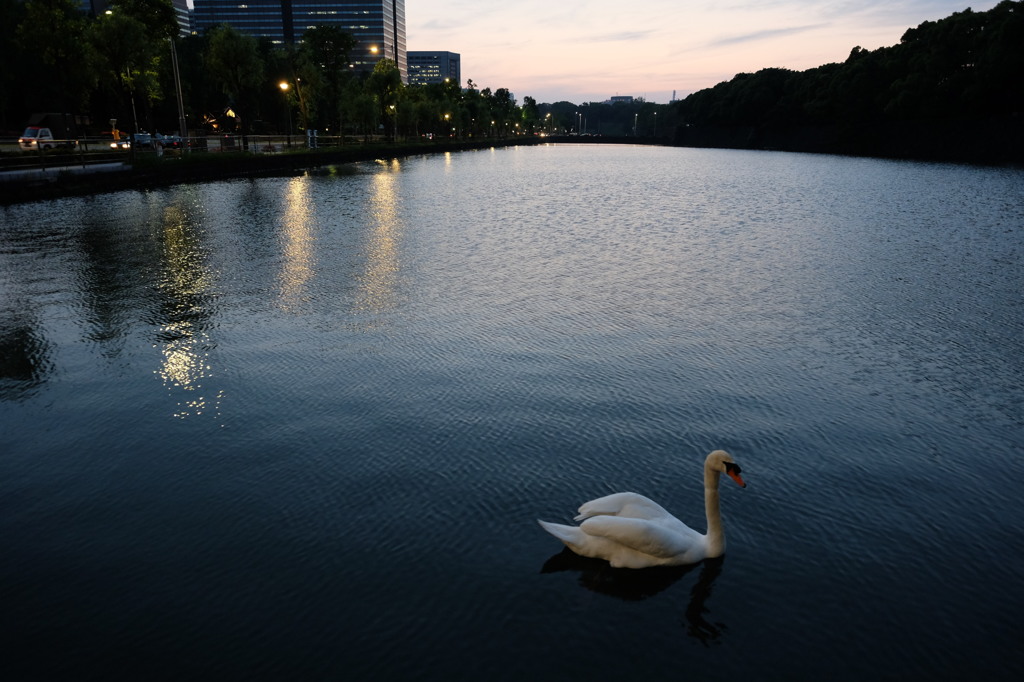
<box><xmin>0</xmin><ymin>135</ymin><xmax>269</xmax><ymax>182</ymax></box>
<box><xmin>0</xmin><ymin>134</ymin><xmax>398</xmax><ymax>175</ymax></box>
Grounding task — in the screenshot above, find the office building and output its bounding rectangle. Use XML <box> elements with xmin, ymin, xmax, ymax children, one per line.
<box><xmin>171</xmin><ymin>0</ymin><xmax>189</xmax><ymax>36</ymax></box>
<box><xmin>407</xmin><ymin>51</ymin><xmax>461</xmax><ymax>87</ymax></box>
<box><xmin>192</xmin><ymin>0</ymin><xmax>406</xmax><ymax>79</ymax></box>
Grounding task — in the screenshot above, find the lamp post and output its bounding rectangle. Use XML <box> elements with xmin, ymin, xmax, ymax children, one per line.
<box><xmin>170</xmin><ymin>40</ymin><xmax>188</xmax><ymax>147</ymax></box>
<box><xmin>279</xmin><ymin>81</ymin><xmax>291</xmax><ymax>148</ymax></box>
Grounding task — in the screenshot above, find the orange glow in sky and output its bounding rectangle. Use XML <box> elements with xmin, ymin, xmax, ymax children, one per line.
<box><xmin>408</xmin><ymin>1</ymin><xmax>1001</xmax><ymax>103</ymax></box>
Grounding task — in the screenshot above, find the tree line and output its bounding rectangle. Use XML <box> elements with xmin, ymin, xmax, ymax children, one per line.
<box><xmin>673</xmin><ymin>1</ymin><xmax>1024</xmax><ymax>161</ymax></box>
<box><xmin>0</xmin><ymin>0</ymin><xmax>547</xmax><ymax>141</ymax></box>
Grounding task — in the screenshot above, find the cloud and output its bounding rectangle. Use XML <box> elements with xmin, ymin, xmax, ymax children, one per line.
<box><xmin>708</xmin><ymin>23</ymin><xmax>829</xmax><ymax>47</ymax></box>
<box><xmin>585</xmin><ymin>30</ymin><xmax>658</xmax><ymax>42</ymax></box>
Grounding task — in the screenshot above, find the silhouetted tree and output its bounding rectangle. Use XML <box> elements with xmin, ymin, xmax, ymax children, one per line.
<box><xmin>298</xmin><ymin>25</ymin><xmax>357</xmax><ymax>136</ymax></box>
<box><xmin>204</xmin><ymin>23</ymin><xmax>264</xmax><ymax>139</ymax></box>
<box><xmin>367</xmin><ymin>58</ymin><xmax>402</xmax><ymax>139</ymax></box>
<box><xmin>15</xmin><ymin>0</ymin><xmax>96</xmax><ymax>118</ymax></box>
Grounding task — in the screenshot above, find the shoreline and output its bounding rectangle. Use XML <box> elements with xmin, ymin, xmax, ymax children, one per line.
<box><xmin>4</xmin><ymin>130</ymin><xmax>1016</xmax><ymax>206</ymax></box>
<box><xmin>0</xmin><ymin>138</ymin><xmax>552</xmax><ymax>206</ymax></box>
<box><xmin>0</xmin><ymin>136</ymin><xmax>675</xmax><ymax>206</ymax></box>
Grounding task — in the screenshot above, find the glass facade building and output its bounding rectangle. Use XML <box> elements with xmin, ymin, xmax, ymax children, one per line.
<box><xmin>192</xmin><ymin>0</ymin><xmax>406</xmax><ymax>79</ymax></box>
<box><xmin>407</xmin><ymin>51</ymin><xmax>461</xmax><ymax>87</ymax></box>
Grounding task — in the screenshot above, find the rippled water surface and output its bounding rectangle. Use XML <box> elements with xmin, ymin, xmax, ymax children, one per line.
<box><xmin>2</xmin><ymin>145</ymin><xmax>1023</xmax><ymax>680</ymax></box>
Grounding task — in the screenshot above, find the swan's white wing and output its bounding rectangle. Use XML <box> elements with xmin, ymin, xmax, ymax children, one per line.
<box><xmin>575</xmin><ymin>492</ymin><xmax>673</xmax><ymax>522</ymax></box>
<box><xmin>580</xmin><ymin>515</ymin><xmax>700</xmax><ymax>559</ymax></box>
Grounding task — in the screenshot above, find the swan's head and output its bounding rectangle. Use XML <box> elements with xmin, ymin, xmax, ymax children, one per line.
<box><xmin>707</xmin><ymin>450</ymin><xmax>746</xmax><ymax>488</ymax></box>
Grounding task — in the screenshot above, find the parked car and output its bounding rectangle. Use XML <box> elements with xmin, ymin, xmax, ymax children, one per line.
<box><xmin>154</xmin><ymin>133</ymin><xmax>183</xmax><ymax>150</ymax></box>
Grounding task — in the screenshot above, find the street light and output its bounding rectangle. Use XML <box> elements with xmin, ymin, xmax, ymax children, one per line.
<box><xmin>279</xmin><ymin>81</ymin><xmax>292</xmax><ymax>148</ymax></box>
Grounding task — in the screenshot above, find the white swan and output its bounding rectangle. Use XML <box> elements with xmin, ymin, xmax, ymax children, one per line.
<box><xmin>538</xmin><ymin>450</ymin><xmax>746</xmax><ymax>569</ymax></box>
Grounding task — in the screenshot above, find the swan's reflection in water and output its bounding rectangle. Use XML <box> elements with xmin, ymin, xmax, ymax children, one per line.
<box><xmin>541</xmin><ymin>550</ymin><xmax>727</xmax><ymax>644</ymax></box>
<box><xmin>681</xmin><ymin>557</ymin><xmax>726</xmax><ymax>645</ymax></box>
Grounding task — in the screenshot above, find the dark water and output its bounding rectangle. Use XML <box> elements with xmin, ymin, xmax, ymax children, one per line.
<box><xmin>2</xmin><ymin>145</ymin><xmax>1023</xmax><ymax>680</ymax></box>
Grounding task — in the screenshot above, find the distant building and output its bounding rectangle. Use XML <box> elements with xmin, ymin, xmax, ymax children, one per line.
<box><xmin>605</xmin><ymin>96</ymin><xmax>634</xmax><ymax>105</ymax></box>
<box><xmin>407</xmin><ymin>51</ymin><xmax>461</xmax><ymax>87</ymax></box>
<box><xmin>171</xmin><ymin>0</ymin><xmax>189</xmax><ymax>36</ymax></box>
<box><xmin>192</xmin><ymin>0</ymin><xmax>407</xmax><ymax>79</ymax></box>
<box><xmin>78</xmin><ymin>0</ymin><xmax>108</xmax><ymax>16</ymax></box>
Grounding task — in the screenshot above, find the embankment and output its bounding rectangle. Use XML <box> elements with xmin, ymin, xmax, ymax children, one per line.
<box><xmin>0</xmin><ymin>138</ymin><xmax>547</xmax><ymax>206</ymax></box>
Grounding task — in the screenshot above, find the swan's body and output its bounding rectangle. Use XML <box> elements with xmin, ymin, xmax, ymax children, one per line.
<box><xmin>538</xmin><ymin>450</ymin><xmax>746</xmax><ymax>569</ymax></box>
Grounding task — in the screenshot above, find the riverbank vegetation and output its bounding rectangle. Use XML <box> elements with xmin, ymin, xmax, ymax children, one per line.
<box><xmin>674</xmin><ymin>1</ymin><xmax>1024</xmax><ymax>163</ymax></box>
<box><xmin>3</xmin><ymin>0</ymin><xmax>1019</xmax><ymax>164</ymax></box>
<box><xmin>0</xmin><ymin>0</ymin><xmax>559</xmax><ymax>141</ymax></box>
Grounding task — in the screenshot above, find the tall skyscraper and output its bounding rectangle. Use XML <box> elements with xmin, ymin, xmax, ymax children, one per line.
<box><xmin>171</xmin><ymin>0</ymin><xmax>189</xmax><ymax>36</ymax></box>
<box><xmin>407</xmin><ymin>51</ymin><xmax>461</xmax><ymax>87</ymax></box>
<box><xmin>192</xmin><ymin>0</ymin><xmax>406</xmax><ymax>79</ymax></box>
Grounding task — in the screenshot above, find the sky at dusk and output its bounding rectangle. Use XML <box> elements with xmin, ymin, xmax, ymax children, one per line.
<box><xmin>407</xmin><ymin>1</ymin><xmax>1001</xmax><ymax>104</ymax></box>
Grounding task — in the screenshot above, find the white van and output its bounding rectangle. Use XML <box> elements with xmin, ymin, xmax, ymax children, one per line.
<box><xmin>18</xmin><ymin>126</ymin><xmax>77</xmax><ymax>151</ymax></box>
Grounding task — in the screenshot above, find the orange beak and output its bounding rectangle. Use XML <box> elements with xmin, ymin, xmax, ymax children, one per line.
<box><xmin>727</xmin><ymin>470</ymin><xmax>746</xmax><ymax>488</ymax></box>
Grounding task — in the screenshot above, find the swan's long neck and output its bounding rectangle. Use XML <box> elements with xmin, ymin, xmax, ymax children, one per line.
<box><xmin>703</xmin><ymin>466</ymin><xmax>726</xmax><ymax>557</ymax></box>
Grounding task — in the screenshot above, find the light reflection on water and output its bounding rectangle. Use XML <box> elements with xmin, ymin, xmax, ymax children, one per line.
<box><xmin>156</xmin><ymin>201</ymin><xmax>221</xmax><ymax>420</ymax></box>
<box><xmin>356</xmin><ymin>161</ymin><xmax>404</xmax><ymax>316</ymax></box>
<box><xmin>278</xmin><ymin>175</ymin><xmax>316</xmax><ymax>313</ymax></box>
<box><xmin>1</xmin><ymin>145</ymin><xmax>1023</xmax><ymax>680</ymax></box>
